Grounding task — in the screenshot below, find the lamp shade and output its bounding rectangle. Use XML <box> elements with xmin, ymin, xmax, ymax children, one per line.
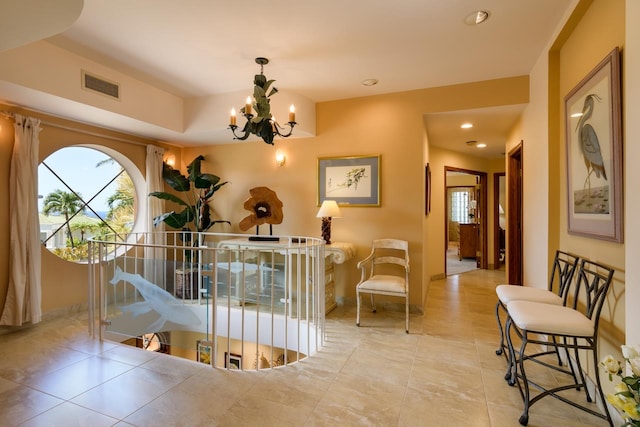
<box><xmin>316</xmin><ymin>200</ymin><xmax>341</xmax><ymax>218</ymax></box>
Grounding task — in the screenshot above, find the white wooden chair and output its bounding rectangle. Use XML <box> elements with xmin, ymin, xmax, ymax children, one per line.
<box><xmin>356</xmin><ymin>239</ymin><xmax>410</xmax><ymax>333</ymax></box>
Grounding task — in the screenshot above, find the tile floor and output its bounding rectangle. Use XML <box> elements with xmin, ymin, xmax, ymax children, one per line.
<box><xmin>0</xmin><ymin>269</ymin><xmax>611</xmax><ymax>426</ymax></box>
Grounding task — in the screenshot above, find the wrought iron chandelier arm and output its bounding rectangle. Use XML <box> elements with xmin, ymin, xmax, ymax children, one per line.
<box><xmin>228</xmin><ymin>57</ymin><xmax>298</xmax><ymax>144</ymax></box>
<box><xmin>229</xmin><ymin>124</ymin><xmax>251</xmax><ymax>140</ymax></box>
<box><xmin>274</xmin><ymin>121</ymin><xmax>296</xmax><ymax>138</ymax></box>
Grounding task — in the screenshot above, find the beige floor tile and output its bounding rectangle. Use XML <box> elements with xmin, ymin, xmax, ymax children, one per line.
<box><xmin>17</xmin><ymin>402</ymin><xmax>118</xmax><ymax>427</ymax></box>
<box><xmin>0</xmin><ymin>380</ymin><xmax>62</xmax><ymax>426</ymax></box>
<box><xmin>22</xmin><ymin>356</ymin><xmax>134</xmax><ymax>400</ymax></box>
<box><xmin>70</xmin><ymin>365</ymin><xmax>189</xmax><ymax>419</ymax></box>
<box><xmin>399</xmin><ymin>386</ymin><xmax>491</xmax><ymax>427</ymax></box>
<box><xmin>310</xmin><ymin>372</ymin><xmax>405</xmax><ymax>425</ymax></box>
<box><xmin>0</xmin><ymin>268</ymin><xmax>614</xmax><ymax>426</ymax></box>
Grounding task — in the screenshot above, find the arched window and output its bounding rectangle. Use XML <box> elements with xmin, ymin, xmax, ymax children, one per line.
<box><xmin>38</xmin><ymin>146</ymin><xmax>143</xmax><ymax>262</ymax></box>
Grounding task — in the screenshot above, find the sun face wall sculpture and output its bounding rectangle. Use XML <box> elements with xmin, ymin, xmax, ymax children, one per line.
<box><xmin>239</xmin><ymin>187</ymin><xmax>284</xmax><ymax>239</ymax></box>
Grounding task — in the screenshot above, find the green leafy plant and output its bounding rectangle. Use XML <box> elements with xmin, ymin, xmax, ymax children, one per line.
<box><xmin>239</xmin><ymin>72</ymin><xmax>279</xmax><ymax>145</ymax></box>
<box><xmin>149</xmin><ymin>155</ymin><xmax>229</xmax><ymax>232</ymax></box>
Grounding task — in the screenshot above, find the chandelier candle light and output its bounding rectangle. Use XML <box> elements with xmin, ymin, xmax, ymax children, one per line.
<box><xmin>229</xmin><ymin>57</ymin><xmax>297</xmax><ymax>145</ymax></box>
<box><xmin>316</xmin><ymin>200</ymin><xmax>342</xmax><ymax>244</ymax></box>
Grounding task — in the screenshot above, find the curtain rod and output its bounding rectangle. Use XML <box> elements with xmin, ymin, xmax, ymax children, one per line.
<box><xmin>1</xmin><ymin>109</ymin><xmax>180</xmax><ymax>148</ymax></box>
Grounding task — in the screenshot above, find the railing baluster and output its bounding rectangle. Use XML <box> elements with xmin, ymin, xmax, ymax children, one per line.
<box><xmin>90</xmin><ymin>232</ymin><xmax>324</xmax><ymax>370</ymax></box>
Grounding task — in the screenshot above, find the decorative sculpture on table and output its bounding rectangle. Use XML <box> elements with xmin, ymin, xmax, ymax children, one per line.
<box><xmin>239</xmin><ymin>187</ymin><xmax>284</xmax><ymax>241</ymax></box>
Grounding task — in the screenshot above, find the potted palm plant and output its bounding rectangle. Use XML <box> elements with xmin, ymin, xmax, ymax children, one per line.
<box><xmin>149</xmin><ymin>155</ymin><xmax>229</xmax><ymax>233</ymax></box>
<box><xmin>149</xmin><ymin>155</ymin><xmax>229</xmax><ymax>296</ymax></box>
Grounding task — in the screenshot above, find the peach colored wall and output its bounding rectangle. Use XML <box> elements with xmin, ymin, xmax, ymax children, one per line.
<box><xmin>555</xmin><ymin>0</ymin><xmax>625</xmax><ymax>342</ymax></box>
<box><xmin>0</xmin><ymin>105</ymin><xmax>170</xmax><ymax>316</ymax></box>
<box><xmin>0</xmin><ymin>76</ymin><xmax>527</xmax><ymax>319</ymax></box>
<box><xmin>0</xmin><ymin>116</ymin><xmax>12</xmax><ymax>309</ymax></box>
<box><xmin>625</xmin><ymin>0</ymin><xmax>640</xmax><ymax>347</ymax></box>
<box><xmin>182</xmin><ymin>77</ymin><xmax>527</xmax><ymax>310</ymax></box>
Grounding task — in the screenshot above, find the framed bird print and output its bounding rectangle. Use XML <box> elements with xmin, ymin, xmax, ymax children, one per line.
<box><xmin>564</xmin><ymin>47</ymin><xmax>622</xmax><ymax>242</ymax></box>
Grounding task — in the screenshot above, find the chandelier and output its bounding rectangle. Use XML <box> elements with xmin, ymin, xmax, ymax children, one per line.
<box><xmin>229</xmin><ymin>57</ymin><xmax>296</xmax><ymax>145</ymax></box>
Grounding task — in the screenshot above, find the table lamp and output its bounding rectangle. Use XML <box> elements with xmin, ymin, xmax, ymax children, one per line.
<box><xmin>316</xmin><ymin>200</ymin><xmax>341</xmax><ymax>244</ymax></box>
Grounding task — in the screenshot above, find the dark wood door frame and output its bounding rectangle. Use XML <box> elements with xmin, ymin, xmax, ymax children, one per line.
<box><xmin>493</xmin><ymin>172</ymin><xmax>505</xmax><ymax>269</ymax></box>
<box><xmin>507</xmin><ymin>142</ymin><xmax>523</xmax><ymax>285</ymax></box>
<box><xmin>444</xmin><ymin>166</ymin><xmax>488</xmax><ymax>274</ymax></box>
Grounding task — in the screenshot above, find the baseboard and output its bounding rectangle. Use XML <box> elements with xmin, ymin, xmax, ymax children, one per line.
<box><xmin>337</xmin><ymin>296</ymin><xmax>424</xmax><ymax>315</ymax></box>
<box><xmin>0</xmin><ymin>303</ymin><xmax>88</xmax><ymax>336</ymax></box>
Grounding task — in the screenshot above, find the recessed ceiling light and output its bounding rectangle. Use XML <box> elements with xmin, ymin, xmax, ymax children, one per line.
<box><xmin>361</xmin><ymin>78</ymin><xmax>379</xmax><ymax>86</ymax></box>
<box><xmin>464</xmin><ymin>10</ymin><xmax>490</xmax><ymax>25</ymax></box>
<box><xmin>476</xmin><ymin>142</ymin><xmax>487</xmax><ymax>148</ymax></box>
<box><xmin>461</xmin><ymin>123</ymin><xmax>473</xmax><ymax>129</ymax></box>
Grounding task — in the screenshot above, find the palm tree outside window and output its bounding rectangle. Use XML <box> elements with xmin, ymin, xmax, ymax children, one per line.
<box><xmin>38</xmin><ymin>146</ymin><xmax>136</xmax><ymax>262</ymax></box>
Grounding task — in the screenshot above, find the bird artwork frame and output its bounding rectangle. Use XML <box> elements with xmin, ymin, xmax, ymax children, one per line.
<box><xmin>564</xmin><ymin>47</ymin><xmax>623</xmax><ymax>243</ymax></box>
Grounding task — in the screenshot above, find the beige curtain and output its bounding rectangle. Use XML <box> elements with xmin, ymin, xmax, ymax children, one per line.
<box><xmin>1</xmin><ymin>114</ymin><xmax>42</xmax><ymax>326</ymax></box>
<box><xmin>144</xmin><ymin>145</ymin><xmax>165</xmax><ymax>285</ymax></box>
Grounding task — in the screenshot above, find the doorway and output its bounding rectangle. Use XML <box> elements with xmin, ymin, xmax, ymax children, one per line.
<box><xmin>507</xmin><ymin>143</ymin><xmax>523</xmax><ymax>284</ymax></box>
<box><xmin>445</xmin><ymin>167</ymin><xmax>488</xmax><ymax>276</ymax></box>
<box><xmin>494</xmin><ymin>173</ymin><xmax>506</xmax><ymax>269</ymax></box>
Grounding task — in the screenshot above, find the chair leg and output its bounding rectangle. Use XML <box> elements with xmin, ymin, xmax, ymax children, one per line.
<box><xmin>495</xmin><ymin>301</ymin><xmax>506</xmax><ymax>356</ymax></box>
<box><xmin>517</xmin><ymin>333</ymin><xmax>532</xmax><ymax>426</ymax></box>
<box><xmin>592</xmin><ymin>339</ymin><xmax>613</xmax><ymax>426</ymax></box>
<box><xmin>572</xmin><ymin>339</ymin><xmax>591</xmax><ymax>400</ymax></box>
<box><xmin>405</xmin><ymin>296</ymin><xmax>409</xmax><ymax>334</ymax></box>
<box><xmin>505</xmin><ymin>316</ymin><xmax>517</xmax><ymax>385</ymax></box>
<box><xmin>551</xmin><ymin>335</ymin><xmax>563</xmax><ymax>366</ymax></box>
<box><xmin>370</xmin><ymin>294</ymin><xmax>377</xmax><ymax>313</ymax></box>
<box><xmin>356</xmin><ymin>291</ymin><xmax>361</xmax><ymax>327</ymax></box>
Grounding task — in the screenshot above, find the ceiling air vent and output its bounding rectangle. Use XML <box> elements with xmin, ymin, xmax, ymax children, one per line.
<box><xmin>82</xmin><ymin>70</ymin><xmax>120</xmax><ymax>100</ymax></box>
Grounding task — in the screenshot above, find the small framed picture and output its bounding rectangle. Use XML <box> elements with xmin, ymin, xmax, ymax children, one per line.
<box><xmin>317</xmin><ymin>155</ymin><xmax>380</xmax><ymax>206</ymax></box>
<box><xmin>196</xmin><ymin>340</ymin><xmax>213</xmax><ymax>365</ymax></box>
<box><xmin>225</xmin><ymin>352</ymin><xmax>242</xmax><ymax>370</ymax></box>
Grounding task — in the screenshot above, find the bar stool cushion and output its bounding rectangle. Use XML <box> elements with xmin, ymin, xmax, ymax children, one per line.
<box><xmin>508</xmin><ymin>300</ymin><xmax>594</xmax><ymax>337</ymax></box>
<box><xmin>496</xmin><ymin>285</ymin><xmax>563</xmax><ymax>306</ymax></box>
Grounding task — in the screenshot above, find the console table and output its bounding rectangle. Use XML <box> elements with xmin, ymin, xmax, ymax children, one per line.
<box><xmin>217</xmin><ymin>238</ymin><xmax>354</xmax><ymax>314</ymax></box>
<box><xmin>323</xmin><ymin>242</ymin><xmax>356</xmax><ymax>313</ymax></box>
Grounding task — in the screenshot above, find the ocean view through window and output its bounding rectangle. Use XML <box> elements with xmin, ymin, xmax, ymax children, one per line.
<box><xmin>39</xmin><ymin>146</ymin><xmax>137</xmax><ymax>262</ymax></box>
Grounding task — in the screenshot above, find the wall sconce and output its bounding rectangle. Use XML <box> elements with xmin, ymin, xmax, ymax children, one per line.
<box><xmin>275</xmin><ymin>150</ymin><xmax>286</xmax><ymax>167</ymax></box>
<box><xmin>316</xmin><ymin>200</ymin><xmax>342</xmax><ymax>244</ymax></box>
<box><xmin>165</xmin><ymin>154</ymin><xmax>176</xmax><ymax>167</ymax></box>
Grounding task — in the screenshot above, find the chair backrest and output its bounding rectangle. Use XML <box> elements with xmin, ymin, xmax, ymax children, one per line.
<box><xmin>371</xmin><ymin>239</ymin><xmax>409</xmax><ymax>274</ymax></box>
<box><xmin>548</xmin><ymin>250</ymin><xmax>580</xmax><ymax>304</ymax></box>
<box><xmin>569</xmin><ymin>259</ymin><xmax>615</xmax><ymax>327</ymax></box>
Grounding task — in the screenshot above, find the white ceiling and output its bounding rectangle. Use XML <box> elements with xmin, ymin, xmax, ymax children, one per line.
<box><xmin>1</xmin><ymin>0</ymin><xmax>573</xmax><ymax>155</ymax></box>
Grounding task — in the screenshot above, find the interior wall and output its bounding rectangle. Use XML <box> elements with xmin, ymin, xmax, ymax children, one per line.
<box><xmin>0</xmin><ymin>105</ymin><xmax>174</xmax><ymax>316</ymax></box>
<box><xmin>422</xmin><ymin>121</ymin><xmax>430</xmax><ymax>307</ymax></box>
<box><xmin>555</xmin><ymin>0</ymin><xmax>625</xmax><ymax>355</ymax></box>
<box><xmin>504</xmin><ymin>0</ymin><xmax>626</xmax><ymax>396</ymax></box>
<box><xmin>0</xmin><ymin>79</ymin><xmax>528</xmax><ymax>319</ymax></box>
<box><xmin>182</xmin><ymin>77</ymin><xmax>527</xmax><ymax>310</ymax></box>
<box><xmin>625</xmin><ymin>0</ymin><xmax>640</xmax><ymax>346</ymax></box>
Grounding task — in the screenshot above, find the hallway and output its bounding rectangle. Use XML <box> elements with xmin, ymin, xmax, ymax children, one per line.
<box><xmin>0</xmin><ymin>269</ymin><xmax>608</xmax><ymax>426</ymax></box>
